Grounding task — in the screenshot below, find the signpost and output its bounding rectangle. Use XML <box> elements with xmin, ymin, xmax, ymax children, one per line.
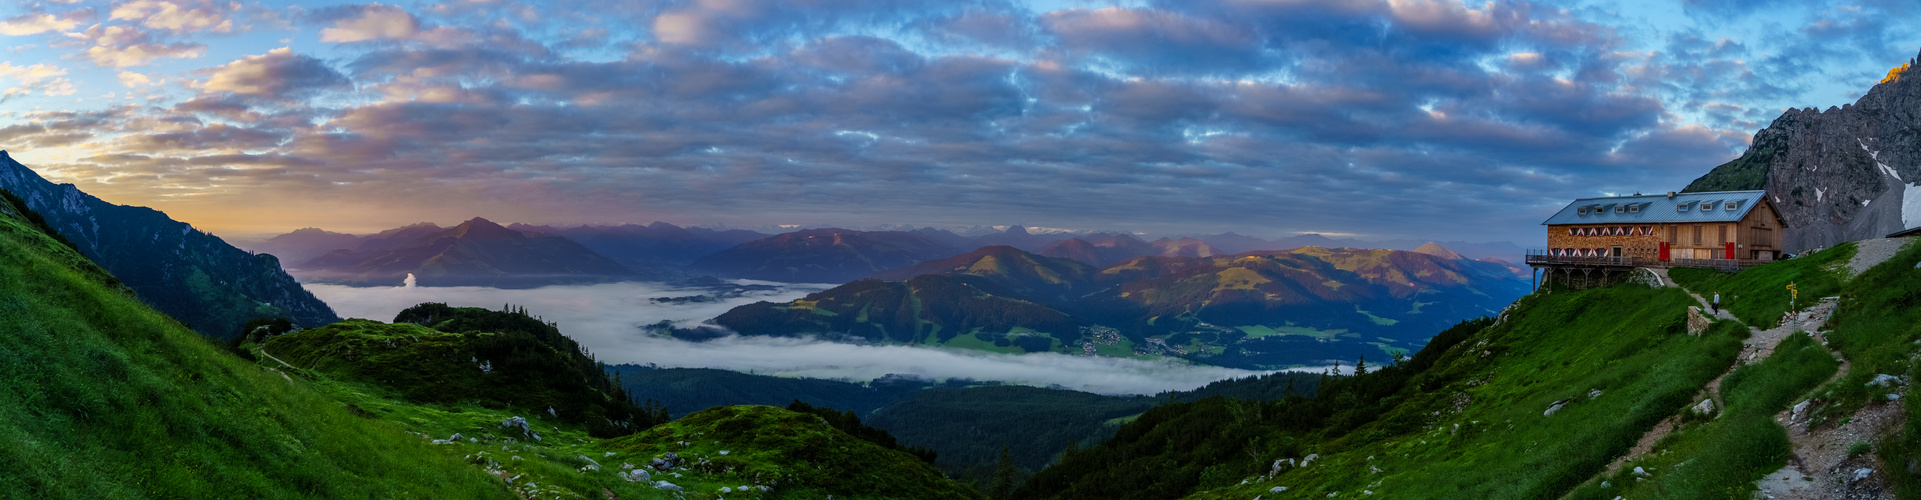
<box><xmin>1786</xmin><ymin>283</ymin><xmax>1799</xmax><ymax>330</ymax></box>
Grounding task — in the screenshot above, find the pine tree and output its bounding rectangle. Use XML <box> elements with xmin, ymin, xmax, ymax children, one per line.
<box><xmin>1354</xmin><ymin>355</ymin><xmax>1368</xmax><ymax>376</ymax></box>
<box><xmin>992</xmin><ymin>445</ymin><xmax>1017</xmax><ymax>499</ymax></box>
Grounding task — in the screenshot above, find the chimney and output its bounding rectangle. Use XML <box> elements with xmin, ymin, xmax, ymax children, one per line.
<box><xmin>1667</xmin><ymin>192</ymin><xmax>1676</xmax><ymax>199</ymax></box>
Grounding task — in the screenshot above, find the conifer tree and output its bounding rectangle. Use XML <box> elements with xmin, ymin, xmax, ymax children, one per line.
<box><xmin>992</xmin><ymin>445</ymin><xmax>1017</xmax><ymax>499</ymax></box>
<box><xmin>1354</xmin><ymin>354</ymin><xmax>1368</xmax><ymax>376</ymax></box>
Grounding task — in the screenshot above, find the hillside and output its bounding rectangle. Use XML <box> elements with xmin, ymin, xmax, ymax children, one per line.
<box><xmin>264</xmin><ymin>303</ymin><xmax>663</xmax><ymax>437</ymax></box>
<box><xmin>1013</xmin><ymin>239</ymin><xmax>1921</xmax><ymax>499</ymax></box>
<box><xmin>692</xmin><ymin>228</ymin><xmax>960</xmax><ymax>283</ymax></box>
<box><xmin>296</xmin><ymin>217</ymin><xmax>635</xmax><ymax>287</ymax></box>
<box><xmin>1685</xmin><ymin>51</ymin><xmax>1921</xmax><ymax>251</ymax></box>
<box><xmin>0</xmin><ymin>151</ymin><xmax>338</xmax><ymax>338</ymax></box>
<box><xmin>0</xmin><ymin>189</ymin><xmax>508</xmax><ymax>497</ymax></box>
<box><xmin>715</xmin><ymin>246</ymin><xmax>1529</xmax><ymax>369</ymax></box>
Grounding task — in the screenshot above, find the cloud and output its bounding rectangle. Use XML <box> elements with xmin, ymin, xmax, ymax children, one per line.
<box><xmin>116</xmin><ymin>70</ymin><xmax>155</xmax><ymax>88</ymax></box>
<box><xmin>110</xmin><ymin>0</ymin><xmax>235</xmax><ymax>34</ymax></box>
<box><xmin>198</xmin><ymin>48</ymin><xmax>350</xmax><ymax>98</ymax></box>
<box><xmin>83</xmin><ymin>25</ymin><xmax>207</xmax><ymax>67</ymax></box>
<box><xmin>0</xmin><ymin>12</ymin><xmax>83</xmax><ymax>36</ymax></box>
<box><xmin>0</xmin><ymin>62</ymin><xmax>77</xmax><ymax>101</ymax></box>
<box><xmin>304</xmin><ymin>281</ymin><xmax>1266</xmax><ymax>395</ymax></box>
<box><xmin>316</xmin><ymin>3</ymin><xmax>420</xmax><ymax>42</ymax></box>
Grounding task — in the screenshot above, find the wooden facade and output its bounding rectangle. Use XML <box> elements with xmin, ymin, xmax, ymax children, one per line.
<box><xmin>1543</xmin><ymin>198</ymin><xmax>1785</xmax><ymax>261</ymax></box>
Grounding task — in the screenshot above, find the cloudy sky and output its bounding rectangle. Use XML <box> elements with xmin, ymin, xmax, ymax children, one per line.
<box><xmin>1</xmin><ymin>0</ymin><xmax>1915</xmax><ymax>244</ymax></box>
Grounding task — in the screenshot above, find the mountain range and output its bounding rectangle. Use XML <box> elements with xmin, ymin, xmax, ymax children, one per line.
<box><xmin>294</xmin><ymin>217</ymin><xmax>636</xmax><ymax>288</ymax></box>
<box><xmin>1685</xmin><ymin>51</ymin><xmax>1921</xmax><ymax>251</ymax></box>
<box><xmin>0</xmin><ymin>151</ymin><xmax>337</xmax><ymax>338</ymax></box>
<box><xmin>712</xmin><ymin>244</ymin><xmax>1529</xmax><ymax>369</ymax></box>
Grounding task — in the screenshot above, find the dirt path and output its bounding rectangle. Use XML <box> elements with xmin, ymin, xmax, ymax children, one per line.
<box><xmin>1605</xmin><ymin>271</ymin><xmax>1829</xmax><ymax>473</ymax></box>
<box><xmin>1755</xmin><ymin>239</ymin><xmax>1913</xmax><ymax>500</ymax></box>
<box><xmin>257</xmin><ymin>345</ymin><xmax>296</xmax><ymax>382</ymax></box>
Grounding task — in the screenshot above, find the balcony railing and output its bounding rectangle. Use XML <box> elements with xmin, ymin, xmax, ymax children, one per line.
<box><xmin>1525</xmin><ymin>250</ymin><xmax>1768</xmax><ymax>271</ymax></box>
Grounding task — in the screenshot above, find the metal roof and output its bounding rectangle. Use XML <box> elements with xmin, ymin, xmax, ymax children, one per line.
<box><xmin>1541</xmin><ymin>190</ymin><xmax>1768</xmax><ymax>226</ymax></box>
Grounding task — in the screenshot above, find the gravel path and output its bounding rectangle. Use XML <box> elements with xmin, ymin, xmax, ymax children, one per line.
<box><xmin>1846</xmin><ymin>238</ymin><xmax>1912</xmax><ymax>277</ymax></box>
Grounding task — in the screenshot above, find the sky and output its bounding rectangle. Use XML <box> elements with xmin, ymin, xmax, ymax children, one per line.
<box><xmin>2</xmin><ymin>0</ymin><xmax>1918</xmax><ymax>244</ymax></box>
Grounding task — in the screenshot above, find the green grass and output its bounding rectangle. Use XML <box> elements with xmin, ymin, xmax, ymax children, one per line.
<box><xmin>1567</xmin><ymin>332</ymin><xmax>1837</xmax><ymax>500</ymax></box>
<box><xmin>940</xmin><ymin>332</ymin><xmax>1027</xmax><ymax>354</ymax></box>
<box><xmin>1189</xmin><ymin>284</ymin><xmax>1743</xmax><ymax>500</ymax></box>
<box><xmin>0</xmin><ymin>197</ymin><xmax>510</xmax><ymax>498</ymax></box>
<box><xmin>607</xmin><ymin>406</ymin><xmax>985</xmax><ymax>499</ymax></box>
<box><xmin>1669</xmin><ymin>243</ymin><xmax>1854</xmax><ymax>327</ymax></box>
<box><xmin>1811</xmin><ymin>238</ymin><xmax>1921</xmax><ymax>496</ymax></box>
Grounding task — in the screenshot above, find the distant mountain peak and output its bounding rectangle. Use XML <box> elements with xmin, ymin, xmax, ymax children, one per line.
<box><xmin>1412</xmin><ymin>242</ymin><xmax>1464</xmax><ymax>260</ymax></box>
<box><xmin>1005</xmin><ymin>225</ymin><xmax>1030</xmax><ymax>235</ymax></box>
<box><xmin>448</xmin><ymin>217</ymin><xmax>521</xmax><ymax>240</ymax></box>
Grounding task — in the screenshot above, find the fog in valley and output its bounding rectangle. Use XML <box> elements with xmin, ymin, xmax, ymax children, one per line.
<box><xmin>305</xmin><ymin>281</ymin><xmax>1273</xmax><ymax>395</ymax></box>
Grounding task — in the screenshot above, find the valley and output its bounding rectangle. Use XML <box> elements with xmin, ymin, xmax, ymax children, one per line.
<box><xmin>10</xmin><ymin>4</ymin><xmax>1921</xmax><ymax>498</ymax></box>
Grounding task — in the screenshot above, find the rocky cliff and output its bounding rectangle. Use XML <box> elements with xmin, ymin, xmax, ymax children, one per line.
<box><xmin>0</xmin><ymin>151</ymin><xmax>339</xmax><ymax>337</ymax></box>
<box><xmin>1685</xmin><ymin>52</ymin><xmax>1921</xmax><ymax>252</ymax></box>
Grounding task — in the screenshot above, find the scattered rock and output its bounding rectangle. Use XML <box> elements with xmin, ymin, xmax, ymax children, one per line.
<box><xmin>449</xmin><ymin>433</ymin><xmax>463</xmax><ymax>442</ymax></box>
<box><xmin>719</xmin><ymin>450</ymin><xmax>730</xmax><ymax>455</ymax></box>
<box><xmin>502</xmin><ymin>416</ymin><xmax>534</xmax><ymax>439</ymax></box>
<box><xmin>1270</xmin><ymin>486</ymin><xmax>1288</xmax><ymax>493</ymax></box>
<box><xmin>720</xmin><ymin>487</ymin><xmax>733</xmax><ymax>493</ymax></box>
<box><xmin>622</xmin><ymin>469</ymin><xmax>650</xmax><ymax>482</ymax></box>
<box><xmin>1544</xmin><ymin>399</ymin><xmax>1569</xmax><ymax>417</ymax></box>
<box><xmin>1854</xmin><ymin>468</ymin><xmax>1874</xmax><ymax>482</ymax></box>
<box><xmin>548</xmin><ymin>406</ymin><xmax>557</xmax><ymax>417</ymax></box>
<box><xmin>1302</xmin><ymin>454</ymin><xmax>1318</xmax><ymax>466</ymax></box>
<box><xmin>652</xmin><ymin>452</ymin><xmax>683</xmax><ymax>470</ymax></box>
<box><xmin>1792</xmin><ymin>401</ymin><xmax>1811</xmax><ymax>421</ymax></box>
<box><xmin>621</xmin><ymin>462</ymin><xmax>635</xmax><ymax>470</ymax></box>
<box><xmin>1890</xmin><ymin>394</ymin><xmax>1903</xmax><ymax>400</ymax></box>
<box><xmin>1632</xmin><ymin>466</ymin><xmax>1648</xmax><ymax>477</ymax></box>
<box><xmin>1588</xmin><ymin>389</ymin><xmax>1603</xmax><ymax>399</ymax></box>
<box><xmin>1870</xmin><ymin>374</ymin><xmax>1907</xmax><ymax>388</ymax></box>
<box><xmin>653</xmin><ymin>481</ymin><xmax>683</xmax><ymax>492</ymax></box>
<box><xmin>579</xmin><ymin>455</ymin><xmax>602</xmax><ymax>471</ymax></box>
<box><xmin>1692</xmin><ymin>399</ymin><xmax>1715</xmax><ymax>415</ymax></box>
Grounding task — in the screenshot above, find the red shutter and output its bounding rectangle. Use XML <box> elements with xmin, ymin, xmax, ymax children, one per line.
<box><xmin>1659</xmin><ymin>241</ymin><xmax>1669</xmax><ymax>261</ymax></box>
<box><xmin>1726</xmin><ymin>241</ymin><xmax>1735</xmax><ymax>259</ymax></box>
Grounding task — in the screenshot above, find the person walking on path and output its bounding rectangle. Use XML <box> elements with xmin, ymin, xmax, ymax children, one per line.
<box><xmin>1712</xmin><ymin>292</ymin><xmax>1720</xmax><ymax>314</ymax></box>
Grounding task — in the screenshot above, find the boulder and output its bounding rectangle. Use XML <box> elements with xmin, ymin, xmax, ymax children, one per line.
<box><xmin>1632</xmin><ymin>466</ymin><xmax>1648</xmax><ymax>477</ymax></box>
<box><xmin>1544</xmin><ymin>399</ymin><xmax>1569</xmax><ymax>417</ymax></box>
<box><xmin>1270</xmin><ymin>486</ymin><xmax>1288</xmax><ymax>493</ymax></box>
<box><xmin>1854</xmin><ymin>468</ymin><xmax>1874</xmax><ymax>482</ymax></box>
<box><xmin>501</xmin><ymin>416</ymin><xmax>533</xmax><ymax>438</ymax></box>
<box><xmin>654</xmin><ymin>481</ymin><xmax>684</xmax><ymax>492</ymax></box>
<box><xmin>1792</xmin><ymin>400</ymin><xmax>1811</xmax><ymax>421</ymax></box>
<box><xmin>623</xmin><ymin>469</ymin><xmax>650</xmax><ymax>482</ymax></box>
<box><xmin>720</xmin><ymin>487</ymin><xmax>733</xmax><ymax>493</ymax></box>
<box><xmin>1686</xmin><ymin>307</ymin><xmax>1710</xmax><ymax>335</ymax></box>
<box><xmin>1869</xmin><ymin>374</ymin><xmax>1906</xmax><ymax>387</ymax></box>
<box><xmin>1692</xmin><ymin>399</ymin><xmax>1715</xmax><ymax>415</ymax></box>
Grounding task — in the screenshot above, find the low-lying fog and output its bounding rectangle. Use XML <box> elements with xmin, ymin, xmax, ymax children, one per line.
<box><xmin>304</xmin><ymin>281</ymin><xmax>1274</xmax><ymax>395</ymax></box>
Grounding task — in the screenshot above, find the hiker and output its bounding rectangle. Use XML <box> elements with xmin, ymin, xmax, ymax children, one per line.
<box><xmin>1712</xmin><ymin>292</ymin><xmax>1720</xmax><ymax>314</ymax></box>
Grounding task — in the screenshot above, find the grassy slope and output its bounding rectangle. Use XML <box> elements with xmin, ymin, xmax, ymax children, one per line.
<box><xmin>0</xmin><ymin>194</ymin><xmax>508</xmax><ymax>498</ymax></box>
<box><xmin>606</xmin><ymin>405</ymin><xmax>986</xmax><ymax>500</ymax></box>
<box><xmin>1183</xmin><ymin>284</ymin><xmax>1743</xmax><ymax>499</ymax></box>
<box><xmin>1669</xmin><ymin>243</ymin><xmax>1854</xmax><ymax>327</ymax></box>
<box><xmin>1568</xmin><ymin>332</ymin><xmax>1836</xmax><ymax>499</ymax></box>
<box><xmin>1820</xmin><ymin>239</ymin><xmax>1921</xmax><ymax>496</ymax></box>
<box><xmin>253</xmin><ymin>316</ymin><xmax>983</xmax><ymax>499</ymax></box>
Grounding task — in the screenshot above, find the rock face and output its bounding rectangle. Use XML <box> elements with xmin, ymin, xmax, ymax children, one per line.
<box><xmin>1684</xmin><ymin>52</ymin><xmax>1921</xmax><ymax>252</ymax></box>
<box><xmin>0</xmin><ymin>151</ymin><xmax>339</xmax><ymax>338</ymax></box>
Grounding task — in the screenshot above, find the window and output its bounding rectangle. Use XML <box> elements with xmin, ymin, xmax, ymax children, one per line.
<box><xmin>1678</xmin><ymin>202</ymin><xmax>1693</xmax><ymax>212</ymax></box>
<box><xmin>1668</xmin><ymin>225</ymin><xmax>1678</xmax><ymax>242</ymax></box>
<box><xmin>1628</xmin><ymin>204</ymin><xmax>1641</xmax><ymax>213</ymax></box>
<box><xmin>1614</xmin><ymin>205</ymin><xmax>1625</xmax><ymax>213</ymax></box>
<box><xmin>1577</xmin><ymin>207</ymin><xmax>1588</xmax><ymax>215</ymax></box>
<box><xmin>1702</xmin><ymin>201</ymin><xmax>1717</xmax><ymax>211</ymax></box>
<box><xmin>1725</xmin><ymin>200</ymin><xmax>1743</xmax><ymax>211</ymax></box>
<box><xmin>1719</xmin><ymin>224</ymin><xmax>1727</xmax><ymax>243</ymax></box>
<box><xmin>1693</xmin><ymin>225</ymin><xmax>1702</xmax><ymax>245</ymax></box>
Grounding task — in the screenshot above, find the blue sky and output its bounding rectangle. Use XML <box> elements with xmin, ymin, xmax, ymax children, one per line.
<box><xmin>1</xmin><ymin>0</ymin><xmax>1916</xmax><ymax>244</ymax></box>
